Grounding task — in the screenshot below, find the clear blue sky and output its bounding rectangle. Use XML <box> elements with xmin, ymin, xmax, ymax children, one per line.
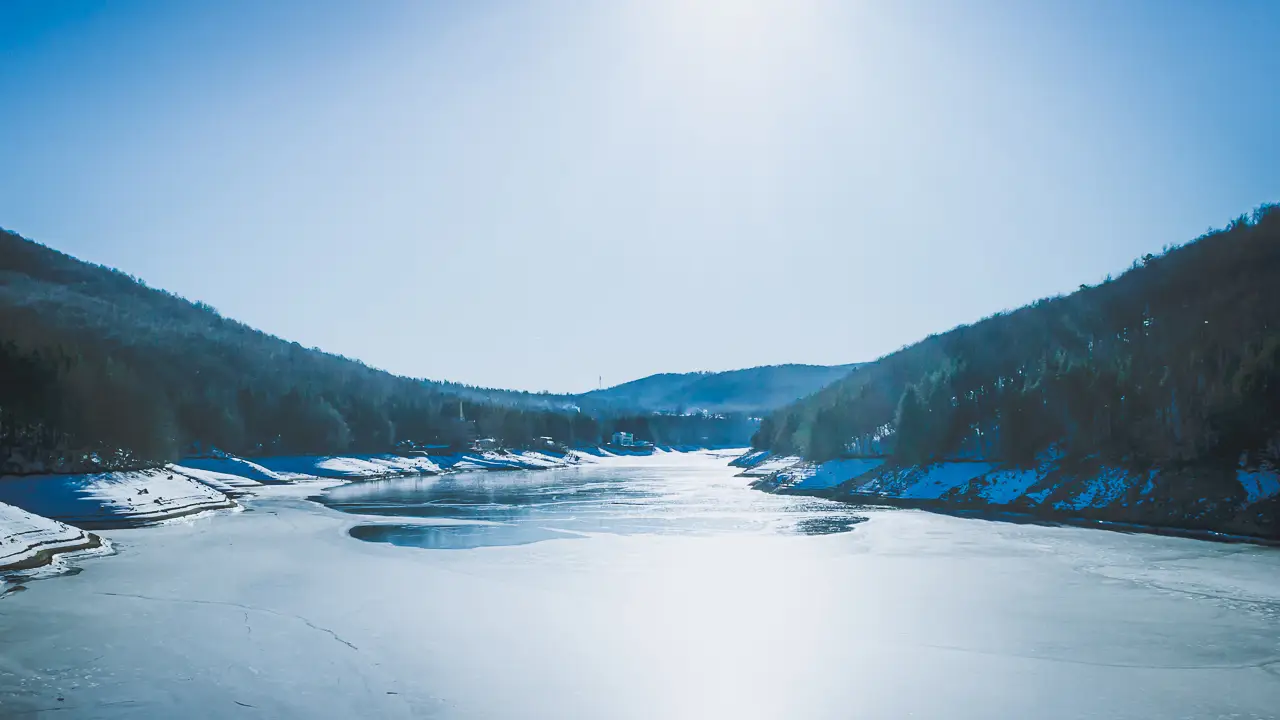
<box><xmin>2</xmin><ymin>1</ymin><xmax>1277</xmax><ymax>392</ymax></box>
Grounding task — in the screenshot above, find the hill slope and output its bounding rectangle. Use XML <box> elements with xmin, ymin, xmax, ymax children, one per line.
<box><xmin>753</xmin><ymin>204</ymin><xmax>1280</xmax><ymax>536</ymax></box>
<box><xmin>0</xmin><ymin>230</ymin><xmax>600</xmax><ymax>469</ymax></box>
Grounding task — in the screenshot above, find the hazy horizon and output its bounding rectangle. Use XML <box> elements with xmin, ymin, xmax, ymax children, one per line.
<box><xmin>3</xmin><ymin>0</ymin><xmax>1277</xmax><ymax>393</ymax></box>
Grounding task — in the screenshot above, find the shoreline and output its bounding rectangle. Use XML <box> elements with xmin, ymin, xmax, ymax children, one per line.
<box><xmin>0</xmin><ymin>531</ymin><xmax>104</xmax><ymax>573</ymax></box>
<box><xmin>0</xmin><ymin>446</ymin><xmax>711</xmax><ymax>577</ymax></box>
<box><xmin>738</xmin><ymin>452</ymin><xmax>1280</xmax><ymax>545</ymax></box>
<box><xmin>808</xmin><ymin>490</ymin><xmax>1280</xmax><ymax>547</ymax></box>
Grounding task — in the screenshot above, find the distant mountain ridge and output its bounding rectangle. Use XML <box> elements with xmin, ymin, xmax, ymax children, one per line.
<box><xmin>580</xmin><ymin>364</ymin><xmax>861</xmax><ymax>415</ymax></box>
<box><xmin>435</xmin><ymin>364</ymin><xmax>862</xmax><ymax>417</ymax></box>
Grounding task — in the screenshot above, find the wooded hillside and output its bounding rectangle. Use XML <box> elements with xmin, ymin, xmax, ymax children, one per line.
<box><xmin>755</xmin><ymin>204</ymin><xmax>1280</xmax><ymax>475</ymax></box>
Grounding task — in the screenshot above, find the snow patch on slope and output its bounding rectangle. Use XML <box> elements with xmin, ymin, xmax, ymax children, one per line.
<box><xmin>1237</xmin><ymin>469</ymin><xmax>1280</xmax><ymax>505</ymax></box>
<box><xmin>899</xmin><ymin>463</ymin><xmax>995</xmax><ymax>499</ymax></box>
<box><xmin>729</xmin><ymin>450</ymin><xmax>772</xmax><ymax>469</ymax></box>
<box><xmin>1054</xmin><ymin>468</ymin><xmax>1137</xmax><ymax>511</ymax></box>
<box><xmin>850</xmin><ymin>463</ymin><xmax>995</xmax><ymax>500</ymax></box>
<box><xmin>969</xmin><ymin>469</ymin><xmax>1044</xmax><ymax>505</ymax></box>
<box><xmin>774</xmin><ymin>458</ymin><xmax>885</xmax><ymax>491</ymax></box>
<box><xmin>739</xmin><ymin>455</ymin><xmax>804</xmax><ymax>477</ymax></box>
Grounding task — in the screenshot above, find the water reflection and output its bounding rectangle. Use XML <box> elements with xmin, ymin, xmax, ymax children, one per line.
<box><xmin>350</xmin><ymin>523</ymin><xmax>581</xmax><ymax>550</ymax></box>
<box><xmin>790</xmin><ymin>516</ymin><xmax>868</xmax><ymax>535</ymax></box>
<box><xmin>319</xmin><ymin>455</ymin><xmax>868</xmax><ymax>549</ymax></box>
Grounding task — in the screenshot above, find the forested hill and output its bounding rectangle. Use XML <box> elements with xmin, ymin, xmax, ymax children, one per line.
<box><xmin>754</xmin><ymin>204</ymin><xmax>1280</xmax><ymax>476</ymax></box>
<box><xmin>579</xmin><ymin>364</ymin><xmax>861</xmax><ymax>415</ymax></box>
<box><xmin>0</xmin><ymin>230</ymin><xmax>609</xmax><ymax>471</ymax></box>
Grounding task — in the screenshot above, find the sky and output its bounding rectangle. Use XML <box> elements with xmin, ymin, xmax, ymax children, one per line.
<box><xmin>2</xmin><ymin>0</ymin><xmax>1277</xmax><ymax>393</ymax></box>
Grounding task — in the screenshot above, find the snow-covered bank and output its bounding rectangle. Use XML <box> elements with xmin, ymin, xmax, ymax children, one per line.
<box><xmin>0</xmin><ymin>501</ymin><xmax>100</xmax><ymax>573</ymax></box>
<box><xmin>0</xmin><ymin>469</ymin><xmax>237</xmax><ymax>530</ymax></box>
<box><xmin>0</xmin><ymin>449</ymin><xmax>592</xmax><ymax>535</ymax></box>
<box><xmin>169</xmin><ymin>464</ymin><xmax>264</xmax><ymax>497</ymax></box>
<box><xmin>738</xmin><ymin>449</ymin><xmax>1280</xmax><ymax>539</ymax></box>
<box><xmin>175</xmin><ymin>455</ymin><xmax>285</xmax><ymax>483</ymax></box>
<box><xmin>249</xmin><ymin>449</ymin><xmax>585</xmax><ymax>479</ymax></box>
<box><xmin>737</xmin><ymin>454</ymin><xmax>805</xmax><ymax>478</ymax></box>
<box><xmin>0</xmin><ymin>446</ymin><xmax>662</xmax><ymax>579</ymax></box>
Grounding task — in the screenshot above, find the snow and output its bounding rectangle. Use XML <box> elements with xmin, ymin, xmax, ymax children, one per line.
<box><xmin>1055</xmin><ymin>468</ymin><xmax>1135</xmax><ymax>511</ymax></box>
<box><xmin>1140</xmin><ymin>476</ymin><xmax>1157</xmax><ymax>496</ymax></box>
<box><xmin>170</xmin><ymin>464</ymin><xmax>263</xmax><ymax>496</ymax></box>
<box><xmin>0</xmin><ymin>469</ymin><xmax>236</xmax><ymax>529</ymax></box>
<box><xmin>773</xmin><ymin>458</ymin><xmax>885</xmax><ymax>491</ymax></box>
<box><xmin>0</xmin><ymin>501</ymin><xmax>96</xmax><ymax>571</ymax></box>
<box><xmin>852</xmin><ymin>463</ymin><xmax>995</xmax><ymax>500</ymax></box>
<box><xmin>1024</xmin><ymin>487</ymin><xmax>1055</xmax><ymax>504</ymax></box>
<box><xmin>178</xmin><ymin>455</ymin><xmax>285</xmax><ymax>483</ymax></box>
<box><xmin>739</xmin><ymin>455</ymin><xmax>804</xmax><ymax>477</ymax></box>
<box><xmin>256</xmin><ymin>454</ymin><xmax>445</xmax><ymax>479</ymax></box>
<box><xmin>898</xmin><ymin>463</ymin><xmax>996</xmax><ymax>499</ymax></box>
<box><xmin>251</xmin><ymin>451</ymin><xmax>587</xmax><ymax>479</ymax></box>
<box><xmin>729</xmin><ymin>449</ymin><xmax>772</xmax><ymax>468</ymax></box>
<box><xmin>970</xmin><ymin>469</ymin><xmax>1045</xmax><ymax>505</ymax></box>
<box><xmin>509</xmin><ymin>451</ymin><xmax>576</xmax><ymax>469</ymax></box>
<box><xmin>0</xmin><ymin>447</ymin><xmax>587</xmax><ymax>575</ymax></box>
<box><xmin>1236</xmin><ymin>469</ymin><xmax>1280</xmax><ymax>505</ymax></box>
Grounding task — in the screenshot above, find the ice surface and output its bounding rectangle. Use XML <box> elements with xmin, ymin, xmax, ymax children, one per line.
<box><xmin>3</xmin><ymin>454</ymin><xmax>1280</xmax><ymax>719</ymax></box>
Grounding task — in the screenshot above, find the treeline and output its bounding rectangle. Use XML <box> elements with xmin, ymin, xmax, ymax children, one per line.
<box><xmin>755</xmin><ymin>204</ymin><xmax>1280</xmax><ymax>472</ymax></box>
<box><xmin>0</xmin><ymin>230</ymin><xmax>747</xmax><ymax>473</ymax></box>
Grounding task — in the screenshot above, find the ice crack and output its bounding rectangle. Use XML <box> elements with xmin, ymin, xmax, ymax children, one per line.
<box><xmin>95</xmin><ymin>591</ymin><xmax>358</xmax><ymax>651</ymax></box>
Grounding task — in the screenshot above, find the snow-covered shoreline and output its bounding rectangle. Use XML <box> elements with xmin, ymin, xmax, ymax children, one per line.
<box><xmin>736</xmin><ymin>450</ymin><xmax>1280</xmax><ymax>541</ymax></box>
<box><xmin>0</xmin><ymin>502</ymin><xmax>101</xmax><ymax>573</ymax></box>
<box><xmin>0</xmin><ymin>448</ymin><xmax>597</xmax><ymax>575</ymax></box>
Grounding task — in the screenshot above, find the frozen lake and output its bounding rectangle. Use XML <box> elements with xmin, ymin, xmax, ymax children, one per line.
<box><xmin>2</xmin><ymin>451</ymin><xmax>1279</xmax><ymax>719</ymax></box>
